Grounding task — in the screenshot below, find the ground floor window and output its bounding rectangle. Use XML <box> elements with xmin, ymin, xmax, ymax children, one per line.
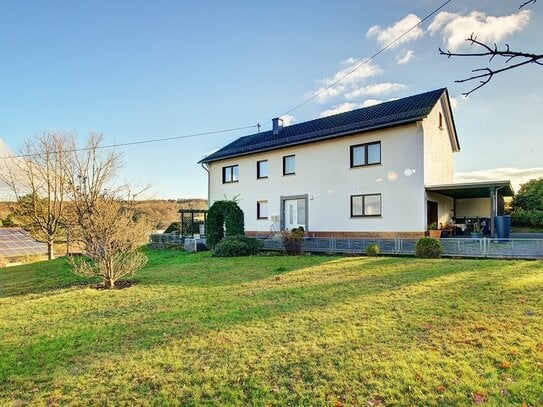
<box><xmin>351</xmin><ymin>194</ymin><xmax>382</xmax><ymax>217</ymax></box>
<box><xmin>257</xmin><ymin>200</ymin><xmax>268</xmax><ymax>219</ymax></box>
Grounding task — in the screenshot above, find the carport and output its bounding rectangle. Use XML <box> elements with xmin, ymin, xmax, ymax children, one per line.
<box><xmin>426</xmin><ymin>180</ymin><xmax>514</xmax><ymax>237</ymax></box>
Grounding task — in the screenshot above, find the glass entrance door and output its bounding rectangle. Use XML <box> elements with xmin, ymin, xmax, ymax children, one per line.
<box><xmin>283</xmin><ymin>198</ymin><xmax>306</xmax><ymax>230</ymax></box>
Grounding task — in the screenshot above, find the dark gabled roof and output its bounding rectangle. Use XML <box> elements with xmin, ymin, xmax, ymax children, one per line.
<box><xmin>200</xmin><ymin>88</ymin><xmax>456</xmax><ymax>164</ymax></box>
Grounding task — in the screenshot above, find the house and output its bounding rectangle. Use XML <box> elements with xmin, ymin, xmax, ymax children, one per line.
<box><xmin>199</xmin><ymin>88</ymin><xmax>513</xmax><ymax>238</ymax></box>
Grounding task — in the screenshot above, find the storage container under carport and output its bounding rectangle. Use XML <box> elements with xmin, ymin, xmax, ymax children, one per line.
<box><xmin>495</xmin><ymin>215</ymin><xmax>511</xmax><ymax>239</ymax></box>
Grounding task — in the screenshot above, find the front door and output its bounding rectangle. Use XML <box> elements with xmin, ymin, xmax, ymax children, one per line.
<box><xmin>427</xmin><ymin>200</ymin><xmax>438</xmax><ymax>228</ymax></box>
<box><xmin>284</xmin><ymin>198</ymin><xmax>306</xmax><ymax>230</ymax></box>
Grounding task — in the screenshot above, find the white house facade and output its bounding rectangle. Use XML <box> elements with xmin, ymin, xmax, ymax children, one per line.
<box><xmin>200</xmin><ymin>89</ymin><xmax>513</xmax><ymax>238</ymax></box>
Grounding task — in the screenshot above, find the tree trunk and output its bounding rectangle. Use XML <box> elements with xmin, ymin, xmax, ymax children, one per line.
<box><xmin>47</xmin><ymin>240</ymin><xmax>54</xmax><ymax>260</ymax></box>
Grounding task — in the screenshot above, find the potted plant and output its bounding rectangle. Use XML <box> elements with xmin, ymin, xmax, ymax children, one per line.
<box><xmin>470</xmin><ymin>217</ymin><xmax>483</xmax><ymax>238</ymax></box>
<box><xmin>428</xmin><ymin>222</ymin><xmax>441</xmax><ymax>238</ymax></box>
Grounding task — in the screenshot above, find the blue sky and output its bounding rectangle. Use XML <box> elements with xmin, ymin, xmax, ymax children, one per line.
<box><xmin>1</xmin><ymin>0</ymin><xmax>541</xmax><ymax>198</ymax></box>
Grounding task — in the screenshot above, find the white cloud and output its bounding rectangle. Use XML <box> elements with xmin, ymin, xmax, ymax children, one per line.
<box><xmin>361</xmin><ymin>99</ymin><xmax>383</xmax><ymax>107</ymax></box>
<box><xmin>318</xmin><ymin>102</ymin><xmax>361</xmax><ymax>118</ymax></box>
<box><xmin>428</xmin><ymin>10</ymin><xmax>531</xmax><ymax>51</ymax></box>
<box><xmin>396</xmin><ymin>49</ymin><xmax>415</xmax><ymax>65</ymax></box>
<box><xmin>318</xmin><ymin>98</ymin><xmax>387</xmax><ymax>118</ymax></box>
<box><xmin>449</xmin><ymin>97</ymin><xmax>458</xmax><ymax>110</ymax></box>
<box><xmin>367</xmin><ymin>14</ymin><xmax>424</xmax><ymax>48</ymax></box>
<box><xmin>454</xmin><ymin>167</ymin><xmax>543</xmax><ymax>192</ymax></box>
<box><xmin>311</xmin><ymin>85</ymin><xmax>346</xmax><ymax>103</ymax></box>
<box><xmin>312</xmin><ymin>58</ymin><xmax>382</xmax><ymax>103</ymax></box>
<box><xmin>345</xmin><ymin>82</ymin><xmax>406</xmax><ymax>100</ymax></box>
<box><xmin>321</xmin><ymin>58</ymin><xmax>382</xmax><ymax>86</ymax></box>
<box><xmin>280</xmin><ymin>115</ymin><xmax>296</xmax><ymax>126</ymax></box>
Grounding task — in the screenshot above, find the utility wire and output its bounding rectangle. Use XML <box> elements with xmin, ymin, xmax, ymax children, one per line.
<box><xmin>0</xmin><ymin>124</ymin><xmax>260</xmax><ymax>160</ymax></box>
<box><xmin>2</xmin><ymin>1</ymin><xmax>452</xmax><ymax>159</ymax></box>
<box><xmin>280</xmin><ymin>0</ymin><xmax>452</xmax><ymax>117</ymax></box>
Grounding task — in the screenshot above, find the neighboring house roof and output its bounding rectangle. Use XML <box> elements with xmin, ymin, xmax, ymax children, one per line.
<box><xmin>0</xmin><ymin>228</ymin><xmax>48</xmax><ymax>258</ymax></box>
<box><xmin>200</xmin><ymin>88</ymin><xmax>458</xmax><ymax>164</ymax></box>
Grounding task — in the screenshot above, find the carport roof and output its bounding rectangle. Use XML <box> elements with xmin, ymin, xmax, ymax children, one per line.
<box><xmin>426</xmin><ymin>181</ymin><xmax>514</xmax><ymax>199</ymax></box>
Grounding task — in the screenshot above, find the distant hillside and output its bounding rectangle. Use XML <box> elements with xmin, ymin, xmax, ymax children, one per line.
<box><xmin>0</xmin><ymin>199</ymin><xmax>207</xmax><ymax>229</ymax></box>
<box><xmin>137</xmin><ymin>199</ymin><xmax>207</xmax><ymax>229</ymax></box>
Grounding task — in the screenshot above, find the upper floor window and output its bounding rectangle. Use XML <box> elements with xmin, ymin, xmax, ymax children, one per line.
<box><xmin>439</xmin><ymin>112</ymin><xmax>443</xmax><ymax>129</ymax></box>
<box><xmin>257</xmin><ymin>200</ymin><xmax>268</xmax><ymax>219</ymax></box>
<box><xmin>222</xmin><ymin>165</ymin><xmax>239</xmax><ymax>183</ymax></box>
<box><xmin>283</xmin><ymin>155</ymin><xmax>295</xmax><ymax>175</ymax></box>
<box><xmin>350</xmin><ymin>141</ymin><xmax>381</xmax><ymax>168</ymax></box>
<box><xmin>351</xmin><ymin>194</ymin><xmax>382</xmax><ymax>217</ymax></box>
<box><xmin>257</xmin><ymin>160</ymin><xmax>268</xmax><ymax>179</ymax></box>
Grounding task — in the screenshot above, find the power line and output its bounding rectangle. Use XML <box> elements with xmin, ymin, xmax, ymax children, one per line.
<box><xmin>280</xmin><ymin>0</ymin><xmax>453</xmax><ymax>117</ymax></box>
<box><xmin>2</xmin><ymin>1</ymin><xmax>452</xmax><ymax>160</ymax></box>
<box><xmin>0</xmin><ymin>124</ymin><xmax>260</xmax><ymax>160</ymax></box>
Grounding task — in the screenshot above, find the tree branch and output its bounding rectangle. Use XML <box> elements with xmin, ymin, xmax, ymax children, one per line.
<box><xmin>519</xmin><ymin>0</ymin><xmax>536</xmax><ymax>9</ymax></box>
<box><xmin>439</xmin><ymin>34</ymin><xmax>543</xmax><ymax>96</ymax></box>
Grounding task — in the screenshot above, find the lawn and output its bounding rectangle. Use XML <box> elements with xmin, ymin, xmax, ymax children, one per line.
<box><xmin>1</xmin><ymin>251</ymin><xmax>542</xmax><ymax>406</ymax></box>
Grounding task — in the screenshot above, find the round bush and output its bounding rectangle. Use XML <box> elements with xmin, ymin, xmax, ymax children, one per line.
<box><xmin>212</xmin><ymin>235</ymin><xmax>262</xmax><ymax>257</ymax></box>
<box><xmin>365</xmin><ymin>244</ymin><xmax>380</xmax><ymax>256</ymax></box>
<box><xmin>415</xmin><ymin>237</ymin><xmax>443</xmax><ymax>258</ymax></box>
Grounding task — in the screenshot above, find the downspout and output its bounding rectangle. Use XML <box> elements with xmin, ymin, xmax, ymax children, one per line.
<box><xmin>201</xmin><ymin>162</ymin><xmax>210</xmax><ymax>208</ymax></box>
<box><xmin>493</xmin><ymin>186</ymin><xmax>504</xmax><ymax>238</ymax></box>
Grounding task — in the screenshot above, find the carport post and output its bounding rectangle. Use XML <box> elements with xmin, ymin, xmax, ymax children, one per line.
<box><xmin>489</xmin><ymin>187</ymin><xmax>496</xmax><ymax>237</ymax></box>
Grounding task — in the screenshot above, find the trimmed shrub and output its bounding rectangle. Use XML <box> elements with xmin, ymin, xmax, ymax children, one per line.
<box><xmin>415</xmin><ymin>237</ymin><xmax>443</xmax><ymax>258</ymax></box>
<box><xmin>365</xmin><ymin>244</ymin><xmax>380</xmax><ymax>256</ymax></box>
<box><xmin>206</xmin><ymin>200</ymin><xmax>245</xmax><ymax>249</ymax></box>
<box><xmin>212</xmin><ymin>235</ymin><xmax>262</xmax><ymax>257</ymax></box>
<box><xmin>281</xmin><ymin>227</ymin><xmax>305</xmax><ymax>255</ymax></box>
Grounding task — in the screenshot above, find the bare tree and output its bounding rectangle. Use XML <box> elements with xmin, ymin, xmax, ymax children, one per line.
<box><xmin>0</xmin><ymin>132</ymin><xmax>74</xmax><ymax>259</ymax></box>
<box><xmin>66</xmin><ymin>134</ymin><xmax>151</xmax><ymax>288</ymax></box>
<box><xmin>439</xmin><ymin>1</ymin><xmax>541</xmax><ymax>96</ymax></box>
<box><xmin>68</xmin><ymin>194</ymin><xmax>151</xmax><ymax>288</ymax></box>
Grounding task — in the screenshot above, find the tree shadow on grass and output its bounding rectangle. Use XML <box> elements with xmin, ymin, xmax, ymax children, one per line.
<box><xmin>6</xmin><ymin>257</ymin><xmax>539</xmax><ymax>405</ymax></box>
<box><xmin>0</xmin><ymin>257</ymin><xmax>97</xmax><ymax>299</ymax></box>
<box><xmin>0</xmin><ymin>256</ymin><xmax>501</xmax><ymax>389</ymax></box>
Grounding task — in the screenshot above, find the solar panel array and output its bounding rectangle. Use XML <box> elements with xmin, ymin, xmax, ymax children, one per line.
<box><xmin>0</xmin><ymin>228</ymin><xmax>48</xmax><ymax>258</ymax></box>
<box><xmin>200</xmin><ymin>88</ymin><xmax>448</xmax><ymax>163</ymax></box>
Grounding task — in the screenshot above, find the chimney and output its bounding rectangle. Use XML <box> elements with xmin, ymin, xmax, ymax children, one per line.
<box><xmin>272</xmin><ymin>117</ymin><xmax>283</xmax><ymax>135</ymax></box>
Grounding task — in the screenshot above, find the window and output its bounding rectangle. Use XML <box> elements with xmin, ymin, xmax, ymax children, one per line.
<box><xmin>222</xmin><ymin>165</ymin><xmax>239</xmax><ymax>183</ymax></box>
<box><xmin>257</xmin><ymin>160</ymin><xmax>268</xmax><ymax>179</ymax></box>
<box><xmin>439</xmin><ymin>112</ymin><xmax>443</xmax><ymax>129</ymax></box>
<box><xmin>283</xmin><ymin>155</ymin><xmax>295</xmax><ymax>175</ymax></box>
<box><xmin>257</xmin><ymin>200</ymin><xmax>268</xmax><ymax>219</ymax></box>
<box><xmin>350</xmin><ymin>142</ymin><xmax>381</xmax><ymax>167</ymax></box>
<box><xmin>351</xmin><ymin>194</ymin><xmax>382</xmax><ymax>217</ymax></box>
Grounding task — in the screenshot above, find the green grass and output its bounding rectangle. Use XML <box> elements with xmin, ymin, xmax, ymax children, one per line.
<box><xmin>1</xmin><ymin>250</ymin><xmax>542</xmax><ymax>406</ymax></box>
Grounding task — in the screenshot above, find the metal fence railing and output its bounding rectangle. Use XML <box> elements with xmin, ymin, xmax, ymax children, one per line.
<box><xmin>259</xmin><ymin>237</ymin><xmax>543</xmax><ymax>259</ymax></box>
